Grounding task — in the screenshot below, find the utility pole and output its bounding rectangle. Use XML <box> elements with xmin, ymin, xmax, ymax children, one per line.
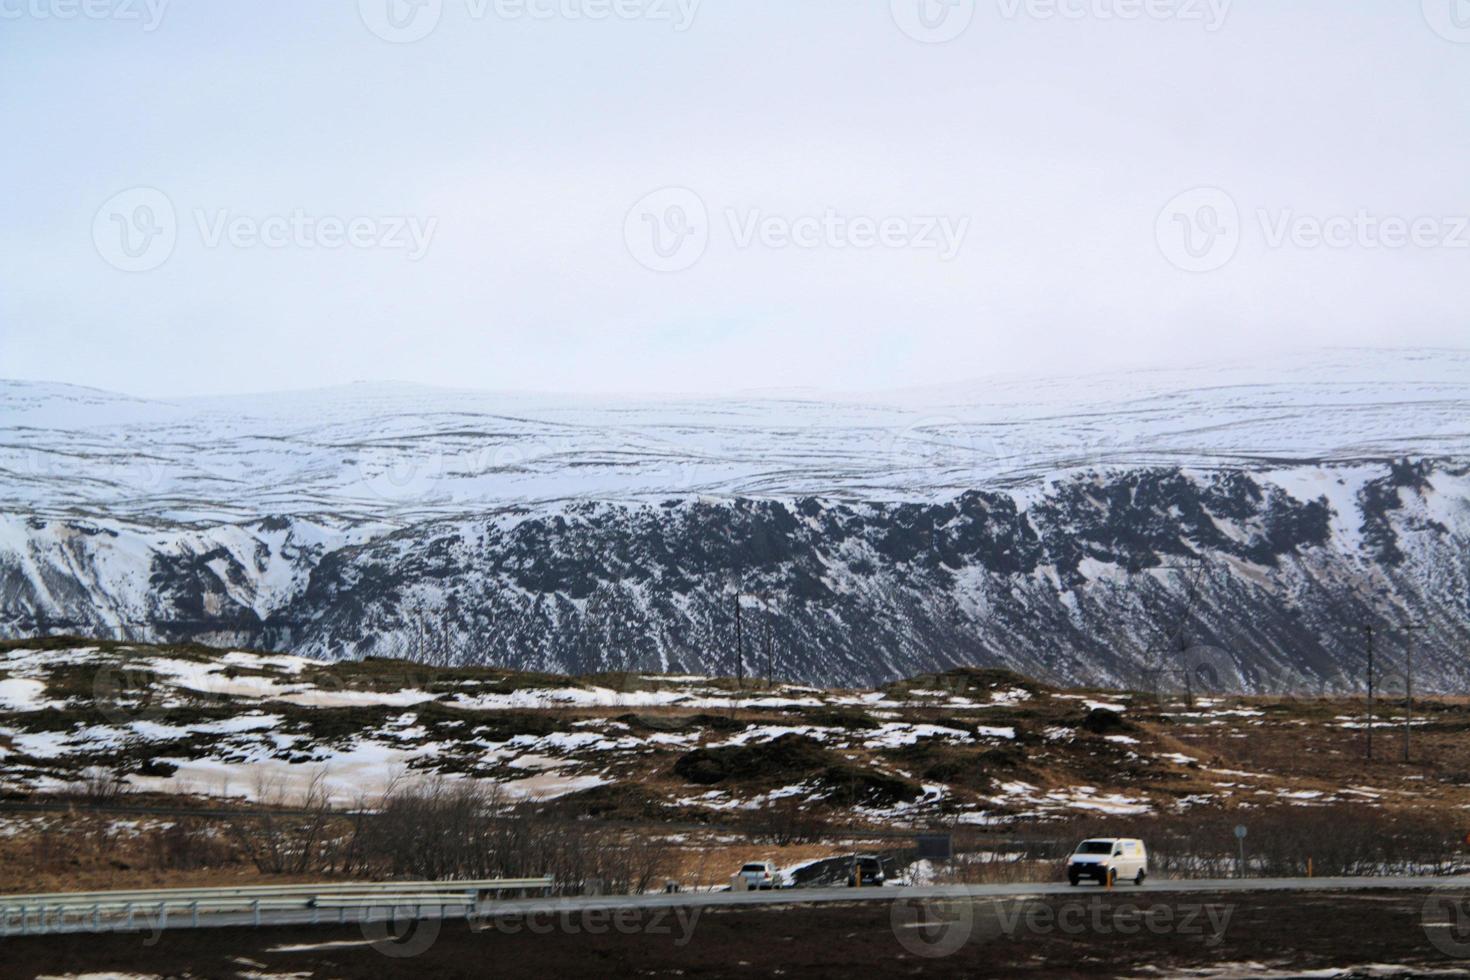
<box><xmin>1364</xmin><ymin>624</ymin><xmax>1375</xmax><ymax>761</ymax></box>
<box><xmin>764</xmin><ymin>599</ymin><xmax>774</xmax><ymax>690</ymax></box>
<box><xmin>733</xmin><ymin>593</ymin><xmax>744</xmax><ymax>690</ymax></box>
<box><xmin>1147</xmin><ymin>556</ymin><xmax>1208</xmax><ymax>706</ymax></box>
<box><xmin>1180</xmin><ymin>634</ymin><xmax>1194</xmax><ymax>709</ymax></box>
<box><xmin>1403</xmin><ymin>622</ymin><xmax>1425</xmax><ymax>763</ymax></box>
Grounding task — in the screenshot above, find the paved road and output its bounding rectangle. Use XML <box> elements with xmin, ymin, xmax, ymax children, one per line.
<box><xmin>465</xmin><ymin>875</ymin><xmax>1470</xmax><ymax>920</ymax></box>
<box><xmin>13</xmin><ymin>876</ymin><xmax>1470</xmax><ymax>938</ymax></box>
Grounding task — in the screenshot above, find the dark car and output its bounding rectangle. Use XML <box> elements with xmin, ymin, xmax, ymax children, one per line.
<box><xmin>846</xmin><ymin>854</ymin><xmax>885</xmax><ymax>887</ymax></box>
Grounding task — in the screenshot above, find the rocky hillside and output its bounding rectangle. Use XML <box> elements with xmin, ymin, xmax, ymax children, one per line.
<box><xmin>3</xmin><ymin>461</ymin><xmax>1468</xmax><ymax>691</ymax></box>
<box><xmin>3</xmin><ymin>350</ymin><xmax>1469</xmax><ymax>691</ymax></box>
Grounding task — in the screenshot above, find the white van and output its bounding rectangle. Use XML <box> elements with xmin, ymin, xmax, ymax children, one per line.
<box><xmin>1066</xmin><ymin>838</ymin><xmax>1148</xmax><ymax>886</ymax></box>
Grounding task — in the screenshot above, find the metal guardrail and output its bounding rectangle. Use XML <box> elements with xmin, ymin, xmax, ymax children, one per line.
<box><xmin>0</xmin><ymin>877</ymin><xmax>553</xmax><ymax>937</ymax></box>
<box><xmin>1</xmin><ymin>878</ymin><xmax>553</xmax><ymax>905</ymax></box>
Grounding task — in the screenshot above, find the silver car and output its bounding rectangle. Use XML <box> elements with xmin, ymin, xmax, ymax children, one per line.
<box><xmin>737</xmin><ymin>860</ymin><xmax>786</xmax><ymax>890</ymax></box>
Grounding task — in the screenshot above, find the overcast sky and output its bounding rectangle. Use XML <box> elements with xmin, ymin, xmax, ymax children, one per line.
<box><xmin>3</xmin><ymin>0</ymin><xmax>1468</xmax><ymax>398</ymax></box>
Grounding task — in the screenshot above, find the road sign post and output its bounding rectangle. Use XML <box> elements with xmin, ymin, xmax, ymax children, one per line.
<box><xmin>1234</xmin><ymin>825</ymin><xmax>1248</xmax><ymax>879</ymax></box>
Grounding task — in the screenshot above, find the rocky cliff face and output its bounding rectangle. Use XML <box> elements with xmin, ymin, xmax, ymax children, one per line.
<box><xmin>5</xmin><ymin>461</ymin><xmax>1467</xmax><ymax>692</ymax></box>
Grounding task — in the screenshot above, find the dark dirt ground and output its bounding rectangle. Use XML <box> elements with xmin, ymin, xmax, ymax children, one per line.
<box><xmin>5</xmin><ymin>889</ymin><xmax>1470</xmax><ymax>979</ymax></box>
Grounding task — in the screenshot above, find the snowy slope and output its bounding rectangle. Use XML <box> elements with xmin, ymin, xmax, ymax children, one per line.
<box><xmin>3</xmin><ymin>348</ymin><xmax>1468</xmax><ymax>522</ymax></box>
<box><xmin>2</xmin><ymin>349</ymin><xmax>1468</xmax><ymax>691</ymax></box>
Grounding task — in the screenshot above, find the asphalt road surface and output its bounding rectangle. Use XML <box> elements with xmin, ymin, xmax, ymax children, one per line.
<box><xmin>10</xmin><ymin>877</ymin><xmax>1470</xmax><ymax>980</ymax></box>
<box><xmin>17</xmin><ymin>874</ymin><xmax>1470</xmax><ymax>936</ymax></box>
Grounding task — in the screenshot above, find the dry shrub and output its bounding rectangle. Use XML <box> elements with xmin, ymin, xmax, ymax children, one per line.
<box><xmin>346</xmin><ymin>777</ymin><xmax>674</xmax><ymax>895</ymax></box>
<box><xmin>931</xmin><ymin>856</ymin><xmax>1055</xmax><ymax>885</ymax></box>
<box><xmin>76</xmin><ymin>767</ymin><xmax>130</xmax><ymax>804</ymax></box>
<box><xmin>749</xmin><ymin>802</ymin><xmax>829</xmax><ymax>846</ymax></box>
<box><xmin>224</xmin><ymin>771</ymin><xmax>335</xmax><ymax>875</ymax></box>
<box><xmin>145</xmin><ymin>818</ymin><xmax>235</xmax><ymax>871</ymax></box>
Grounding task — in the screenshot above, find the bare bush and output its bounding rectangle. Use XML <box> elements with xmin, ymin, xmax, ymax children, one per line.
<box><xmin>77</xmin><ymin>767</ymin><xmax>129</xmax><ymax>804</ymax></box>
<box><xmin>145</xmin><ymin>818</ymin><xmax>235</xmax><ymax>871</ymax></box>
<box><xmin>225</xmin><ymin>770</ymin><xmax>335</xmax><ymax>875</ymax></box>
<box><xmin>749</xmin><ymin>803</ymin><xmax>829</xmax><ymax>846</ymax></box>
<box><xmin>930</xmin><ymin>856</ymin><xmax>1055</xmax><ymax>885</ymax></box>
<box><xmin>347</xmin><ymin>777</ymin><xmax>674</xmax><ymax>894</ymax></box>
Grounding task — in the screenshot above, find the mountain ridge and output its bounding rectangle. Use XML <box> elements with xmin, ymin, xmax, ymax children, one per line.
<box><xmin>3</xmin><ymin>350</ymin><xmax>1467</xmax><ymax>692</ymax></box>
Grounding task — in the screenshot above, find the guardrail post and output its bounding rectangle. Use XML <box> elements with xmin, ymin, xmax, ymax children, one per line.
<box><xmin>92</xmin><ymin>903</ymin><xmax>100</xmax><ymax>932</ymax></box>
<box><xmin>125</xmin><ymin>902</ymin><xmax>135</xmax><ymax>931</ymax></box>
<box><xmin>159</xmin><ymin>903</ymin><xmax>168</xmax><ymax>932</ymax></box>
<box><xmin>19</xmin><ymin>905</ymin><xmax>28</xmax><ymax>936</ymax></box>
<box><xmin>191</xmin><ymin>901</ymin><xmax>199</xmax><ymax>928</ymax></box>
<box><xmin>338</xmin><ymin>905</ymin><xmax>346</xmax><ymax>926</ymax></box>
<box><xmin>252</xmin><ymin>899</ymin><xmax>261</xmax><ymax>928</ymax></box>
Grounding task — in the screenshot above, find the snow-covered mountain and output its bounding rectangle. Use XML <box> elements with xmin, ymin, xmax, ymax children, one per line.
<box><xmin>3</xmin><ymin>349</ymin><xmax>1468</xmax><ymax>690</ymax></box>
